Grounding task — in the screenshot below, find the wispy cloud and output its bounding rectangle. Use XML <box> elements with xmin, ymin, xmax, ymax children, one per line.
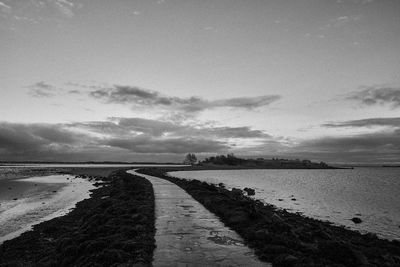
<box><xmin>52</xmin><ymin>0</ymin><xmax>75</xmax><ymax>18</ymax></box>
<box><xmin>89</xmin><ymin>85</ymin><xmax>281</xmax><ymax>113</ymax></box>
<box><xmin>0</xmin><ymin>1</ymin><xmax>11</xmax><ymax>12</ymax></box>
<box><xmin>345</xmin><ymin>86</ymin><xmax>400</xmax><ymax>108</ymax></box>
<box><xmin>322</xmin><ymin>117</ymin><xmax>400</xmax><ymax>128</ymax></box>
<box><xmin>27</xmin><ymin>81</ymin><xmax>59</xmax><ymax>97</ymax></box>
<box><xmin>1</xmin><ymin>0</ymin><xmax>79</xmax><ymax>26</ymax></box>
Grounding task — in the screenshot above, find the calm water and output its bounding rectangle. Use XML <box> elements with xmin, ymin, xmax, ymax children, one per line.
<box><xmin>170</xmin><ymin>168</ymin><xmax>400</xmax><ymax>240</ymax></box>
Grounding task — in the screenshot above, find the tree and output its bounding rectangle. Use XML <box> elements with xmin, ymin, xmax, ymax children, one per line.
<box><xmin>183</xmin><ymin>153</ymin><xmax>197</xmax><ymax>165</ymax></box>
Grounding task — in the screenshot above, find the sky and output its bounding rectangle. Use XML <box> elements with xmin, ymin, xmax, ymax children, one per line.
<box><xmin>1</xmin><ymin>0</ymin><xmax>399</xmax><ymax>164</ymax></box>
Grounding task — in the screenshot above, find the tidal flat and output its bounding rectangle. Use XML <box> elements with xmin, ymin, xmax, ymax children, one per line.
<box><xmin>0</xmin><ymin>167</ymin><xmax>98</xmax><ymax>244</ymax></box>
<box><xmin>0</xmin><ymin>169</ymin><xmax>155</xmax><ymax>266</ymax></box>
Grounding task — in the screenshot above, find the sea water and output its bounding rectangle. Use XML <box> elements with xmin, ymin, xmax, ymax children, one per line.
<box><xmin>169</xmin><ymin>167</ymin><xmax>400</xmax><ymax>240</ymax></box>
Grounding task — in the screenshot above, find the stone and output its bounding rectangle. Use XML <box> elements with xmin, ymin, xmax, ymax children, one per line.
<box><xmin>273</xmin><ymin>254</ymin><xmax>299</xmax><ymax>266</ymax></box>
<box><xmin>244</xmin><ymin>187</ymin><xmax>256</xmax><ymax>196</ymax></box>
<box><xmin>231</xmin><ymin>188</ymin><xmax>243</xmax><ymax>196</ymax></box>
<box><xmin>351</xmin><ymin>217</ymin><xmax>362</xmax><ymax>224</ymax></box>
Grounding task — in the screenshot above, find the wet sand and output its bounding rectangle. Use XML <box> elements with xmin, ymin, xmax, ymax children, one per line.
<box><xmin>0</xmin><ymin>170</ymin><xmax>155</xmax><ymax>266</ymax></box>
<box><xmin>0</xmin><ymin>174</ymin><xmax>94</xmax><ymax>243</ymax></box>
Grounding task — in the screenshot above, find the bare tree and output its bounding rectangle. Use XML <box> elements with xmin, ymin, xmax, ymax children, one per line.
<box><xmin>183</xmin><ymin>153</ymin><xmax>197</xmax><ymax>165</ymax></box>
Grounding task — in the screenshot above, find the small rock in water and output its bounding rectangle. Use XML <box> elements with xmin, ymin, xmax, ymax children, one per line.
<box><xmin>278</xmin><ymin>198</ymin><xmax>283</xmax><ymax>201</ymax></box>
<box><xmin>291</xmin><ymin>198</ymin><xmax>297</xmax><ymax>201</ymax></box>
<box><xmin>13</xmin><ymin>198</ymin><xmax>18</xmax><ymax>201</ymax></box>
<box><xmin>52</xmin><ymin>191</ymin><xmax>57</xmax><ymax>193</ymax></box>
<box><xmin>351</xmin><ymin>217</ymin><xmax>362</xmax><ymax>224</ymax></box>
<box><xmin>243</xmin><ymin>187</ymin><xmax>255</xmax><ymax>196</ymax></box>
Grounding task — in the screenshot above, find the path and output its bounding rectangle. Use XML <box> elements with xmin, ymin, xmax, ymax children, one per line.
<box><xmin>129</xmin><ymin>170</ymin><xmax>270</xmax><ymax>267</ymax></box>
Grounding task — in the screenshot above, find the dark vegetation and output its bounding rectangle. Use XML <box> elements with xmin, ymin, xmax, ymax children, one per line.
<box><xmin>199</xmin><ymin>154</ymin><xmax>333</xmax><ymax>169</ymax></box>
<box><xmin>0</xmin><ymin>170</ymin><xmax>155</xmax><ymax>267</ymax></box>
<box><xmin>138</xmin><ymin>168</ymin><xmax>400</xmax><ymax>267</ymax></box>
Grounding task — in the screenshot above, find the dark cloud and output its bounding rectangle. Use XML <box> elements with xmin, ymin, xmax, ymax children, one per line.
<box><xmin>27</xmin><ymin>81</ymin><xmax>58</xmax><ymax>97</ymax></box>
<box><xmin>298</xmin><ymin>131</ymin><xmax>400</xmax><ymax>152</ymax></box>
<box><xmin>0</xmin><ymin>122</ymin><xmax>86</xmax><ymax>155</ymax></box>
<box><xmin>212</xmin><ymin>96</ymin><xmax>281</xmax><ymax>109</ymax></box>
<box><xmin>112</xmin><ymin>117</ymin><xmax>271</xmax><ymax>139</ymax></box>
<box><xmin>75</xmin><ymin>117</ymin><xmax>271</xmax><ymax>139</ymax></box>
<box><xmin>105</xmin><ymin>136</ymin><xmax>228</xmax><ymax>153</ymax></box>
<box><xmin>0</xmin><ymin>118</ymin><xmax>271</xmax><ymax>161</ymax></box>
<box><xmin>289</xmin><ymin>129</ymin><xmax>400</xmax><ymax>164</ymax></box>
<box><xmin>346</xmin><ymin>86</ymin><xmax>400</xmax><ymax>108</ymax></box>
<box><xmin>4</xmin><ymin>117</ymin><xmax>397</xmax><ymax>164</ymax></box>
<box><xmin>202</xmin><ymin>126</ymin><xmax>270</xmax><ymax>139</ymax></box>
<box><xmin>68</xmin><ymin>90</ymin><xmax>81</xmax><ymax>94</ymax></box>
<box><xmin>89</xmin><ymin>85</ymin><xmax>280</xmax><ymax>112</ymax></box>
<box><xmin>322</xmin><ymin>117</ymin><xmax>400</xmax><ymax>128</ymax></box>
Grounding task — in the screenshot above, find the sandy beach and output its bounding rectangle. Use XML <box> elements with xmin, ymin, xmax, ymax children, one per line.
<box><xmin>0</xmin><ymin>174</ymin><xmax>94</xmax><ymax>244</ymax></box>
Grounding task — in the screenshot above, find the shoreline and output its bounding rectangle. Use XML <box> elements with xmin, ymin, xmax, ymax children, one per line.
<box><xmin>138</xmin><ymin>167</ymin><xmax>400</xmax><ymax>266</ymax></box>
<box><xmin>0</xmin><ymin>174</ymin><xmax>95</xmax><ymax>244</ymax></box>
<box><xmin>0</xmin><ymin>168</ymin><xmax>155</xmax><ymax>266</ymax></box>
<box><xmin>1</xmin><ymin>166</ymin><xmax>399</xmax><ymax>266</ymax></box>
<box><xmin>169</xmin><ymin>168</ymin><xmax>400</xmax><ymax>241</ymax></box>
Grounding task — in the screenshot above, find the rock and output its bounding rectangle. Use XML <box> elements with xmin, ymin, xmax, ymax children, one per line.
<box><xmin>353</xmin><ymin>249</ymin><xmax>369</xmax><ymax>265</ymax></box>
<box><xmin>231</xmin><ymin>188</ymin><xmax>243</xmax><ymax>196</ymax></box>
<box><xmin>278</xmin><ymin>199</ymin><xmax>283</xmax><ymax>201</ymax></box>
<box><xmin>351</xmin><ymin>217</ymin><xmax>362</xmax><ymax>224</ymax></box>
<box><xmin>291</xmin><ymin>198</ymin><xmax>297</xmax><ymax>201</ymax></box>
<box><xmin>274</xmin><ymin>254</ymin><xmax>299</xmax><ymax>266</ymax></box>
<box><xmin>315</xmin><ymin>229</ymin><xmax>332</xmax><ymax>240</ymax></box>
<box><xmin>263</xmin><ymin>245</ymin><xmax>288</xmax><ymax>254</ymax></box>
<box><xmin>271</xmin><ymin>213</ymin><xmax>284</xmax><ymax>223</ymax></box>
<box><xmin>319</xmin><ymin>241</ymin><xmax>362</xmax><ymax>266</ymax></box>
<box><xmin>254</xmin><ymin>229</ymin><xmax>270</xmax><ymax>241</ymax></box>
<box><xmin>243</xmin><ymin>187</ymin><xmax>256</xmax><ymax>196</ymax></box>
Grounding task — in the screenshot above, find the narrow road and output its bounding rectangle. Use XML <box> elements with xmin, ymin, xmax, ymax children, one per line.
<box><xmin>129</xmin><ymin>170</ymin><xmax>270</xmax><ymax>267</ymax></box>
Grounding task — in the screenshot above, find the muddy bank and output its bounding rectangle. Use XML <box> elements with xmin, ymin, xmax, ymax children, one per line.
<box><xmin>0</xmin><ymin>169</ymin><xmax>155</xmax><ymax>266</ymax></box>
<box><xmin>0</xmin><ymin>174</ymin><xmax>94</xmax><ymax>244</ymax></box>
<box><xmin>138</xmin><ymin>168</ymin><xmax>400</xmax><ymax>267</ymax></box>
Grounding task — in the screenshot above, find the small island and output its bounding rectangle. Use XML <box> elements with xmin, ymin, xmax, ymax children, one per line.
<box><xmin>187</xmin><ymin>154</ymin><xmax>334</xmax><ymax>169</ymax></box>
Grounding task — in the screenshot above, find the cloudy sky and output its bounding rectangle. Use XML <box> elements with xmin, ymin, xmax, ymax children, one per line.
<box><xmin>1</xmin><ymin>0</ymin><xmax>399</xmax><ymax>164</ymax></box>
